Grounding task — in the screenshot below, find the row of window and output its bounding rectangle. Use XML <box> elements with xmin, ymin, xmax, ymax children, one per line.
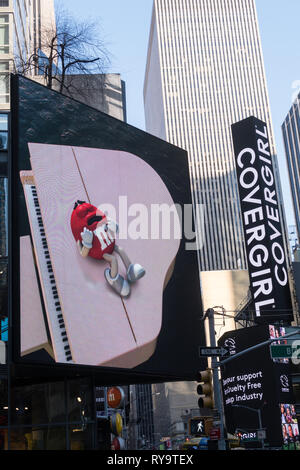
<box><xmin>0</xmin><ymin>13</ymin><xmax>9</xmax><ymax>104</ymax></box>
<box><xmin>0</xmin><ymin>377</ymin><xmax>99</xmax><ymax>450</ymax></box>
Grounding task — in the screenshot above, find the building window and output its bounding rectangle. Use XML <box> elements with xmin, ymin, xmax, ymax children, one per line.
<box><xmin>0</xmin><ymin>1</ymin><xmax>9</xmax><ymax>7</ymax></box>
<box><xmin>0</xmin><ymin>176</ymin><xmax>7</xmax><ymax>346</ymax></box>
<box><xmin>0</xmin><ymin>15</ymin><xmax>8</xmax><ymax>54</ymax></box>
<box><xmin>0</xmin><ymin>63</ymin><xmax>9</xmax><ymax>104</ymax></box>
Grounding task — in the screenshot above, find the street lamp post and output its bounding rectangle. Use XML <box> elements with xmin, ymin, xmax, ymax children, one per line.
<box><xmin>205</xmin><ymin>309</ymin><xmax>227</xmax><ymax>450</ymax></box>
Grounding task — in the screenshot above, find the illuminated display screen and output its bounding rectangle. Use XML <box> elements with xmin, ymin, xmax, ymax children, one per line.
<box><xmin>10</xmin><ymin>75</ymin><xmax>206</xmax><ymax>381</ymax></box>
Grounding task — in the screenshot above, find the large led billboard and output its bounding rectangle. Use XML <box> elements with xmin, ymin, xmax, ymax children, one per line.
<box><xmin>231</xmin><ymin>116</ymin><xmax>293</xmax><ymax>323</ymax></box>
<box><xmin>280</xmin><ymin>403</ymin><xmax>300</xmax><ymax>449</ymax></box>
<box><xmin>10</xmin><ymin>75</ymin><xmax>206</xmax><ymax>381</ymax></box>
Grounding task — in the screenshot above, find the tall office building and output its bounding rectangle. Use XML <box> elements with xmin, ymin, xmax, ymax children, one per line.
<box><xmin>0</xmin><ymin>0</ymin><xmax>55</xmax><ymax>110</ymax></box>
<box><xmin>144</xmin><ymin>0</ymin><xmax>285</xmax><ymax>273</ymax></box>
<box><xmin>144</xmin><ymin>0</ymin><xmax>288</xmax><ymax>442</ymax></box>
<box><xmin>282</xmin><ymin>98</ymin><xmax>300</xmax><ymax>424</ymax></box>
<box><xmin>128</xmin><ymin>384</ymin><xmax>155</xmax><ymax>449</ymax></box>
<box><xmin>282</xmin><ymin>91</ymin><xmax>300</xmax><ymax>245</ymax></box>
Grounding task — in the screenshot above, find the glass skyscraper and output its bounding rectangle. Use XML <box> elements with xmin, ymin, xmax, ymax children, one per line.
<box><xmin>282</xmin><ymin>91</ymin><xmax>300</xmax><ymax>245</ymax></box>
<box><xmin>144</xmin><ymin>0</ymin><xmax>285</xmax><ymax>272</ymax></box>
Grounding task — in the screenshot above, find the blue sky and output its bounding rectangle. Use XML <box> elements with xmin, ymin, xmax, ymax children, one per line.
<box><xmin>58</xmin><ymin>0</ymin><xmax>300</xmax><ymax>227</ymax></box>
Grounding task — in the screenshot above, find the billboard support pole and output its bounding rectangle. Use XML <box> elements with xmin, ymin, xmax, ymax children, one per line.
<box><xmin>207</xmin><ymin>308</ymin><xmax>227</xmax><ymax>451</ymax></box>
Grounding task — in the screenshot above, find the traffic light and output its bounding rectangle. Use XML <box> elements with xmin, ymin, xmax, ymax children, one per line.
<box><xmin>197</xmin><ymin>369</ymin><xmax>214</xmax><ymax>408</ymax></box>
<box><xmin>189</xmin><ymin>417</ymin><xmax>206</xmax><ymax>436</ymax></box>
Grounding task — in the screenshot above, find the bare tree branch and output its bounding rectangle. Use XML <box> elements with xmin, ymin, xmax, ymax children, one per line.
<box><xmin>15</xmin><ymin>6</ymin><xmax>111</xmax><ymax>98</ymax></box>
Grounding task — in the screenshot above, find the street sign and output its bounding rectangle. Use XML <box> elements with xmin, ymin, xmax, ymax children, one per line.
<box><xmin>270</xmin><ymin>344</ymin><xmax>300</xmax><ymax>359</ymax></box>
<box><xmin>199</xmin><ymin>346</ymin><xmax>228</xmax><ymax>357</ymax></box>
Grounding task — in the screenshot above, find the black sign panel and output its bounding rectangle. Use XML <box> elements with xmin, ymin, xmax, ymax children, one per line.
<box><xmin>219</xmin><ymin>325</ymin><xmax>295</xmax><ymax>447</ymax></box>
<box><xmin>231</xmin><ymin>116</ymin><xmax>293</xmax><ymax>323</ymax></box>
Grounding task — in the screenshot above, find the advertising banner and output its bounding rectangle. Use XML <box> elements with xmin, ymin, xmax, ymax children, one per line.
<box><xmin>280</xmin><ymin>403</ymin><xmax>300</xmax><ymax>449</ymax></box>
<box><xmin>219</xmin><ymin>326</ymin><xmax>298</xmax><ymax>448</ymax></box>
<box><xmin>231</xmin><ymin>116</ymin><xmax>293</xmax><ymax>323</ymax></box>
<box><xmin>10</xmin><ymin>75</ymin><xmax>205</xmax><ymax>381</ymax></box>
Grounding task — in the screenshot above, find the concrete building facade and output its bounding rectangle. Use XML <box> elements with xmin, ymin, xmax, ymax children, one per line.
<box><xmin>0</xmin><ymin>0</ymin><xmax>55</xmax><ymax>109</ymax></box>
<box><xmin>33</xmin><ymin>72</ymin><xmax>127</xmax><ymax>121</ymax></box>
